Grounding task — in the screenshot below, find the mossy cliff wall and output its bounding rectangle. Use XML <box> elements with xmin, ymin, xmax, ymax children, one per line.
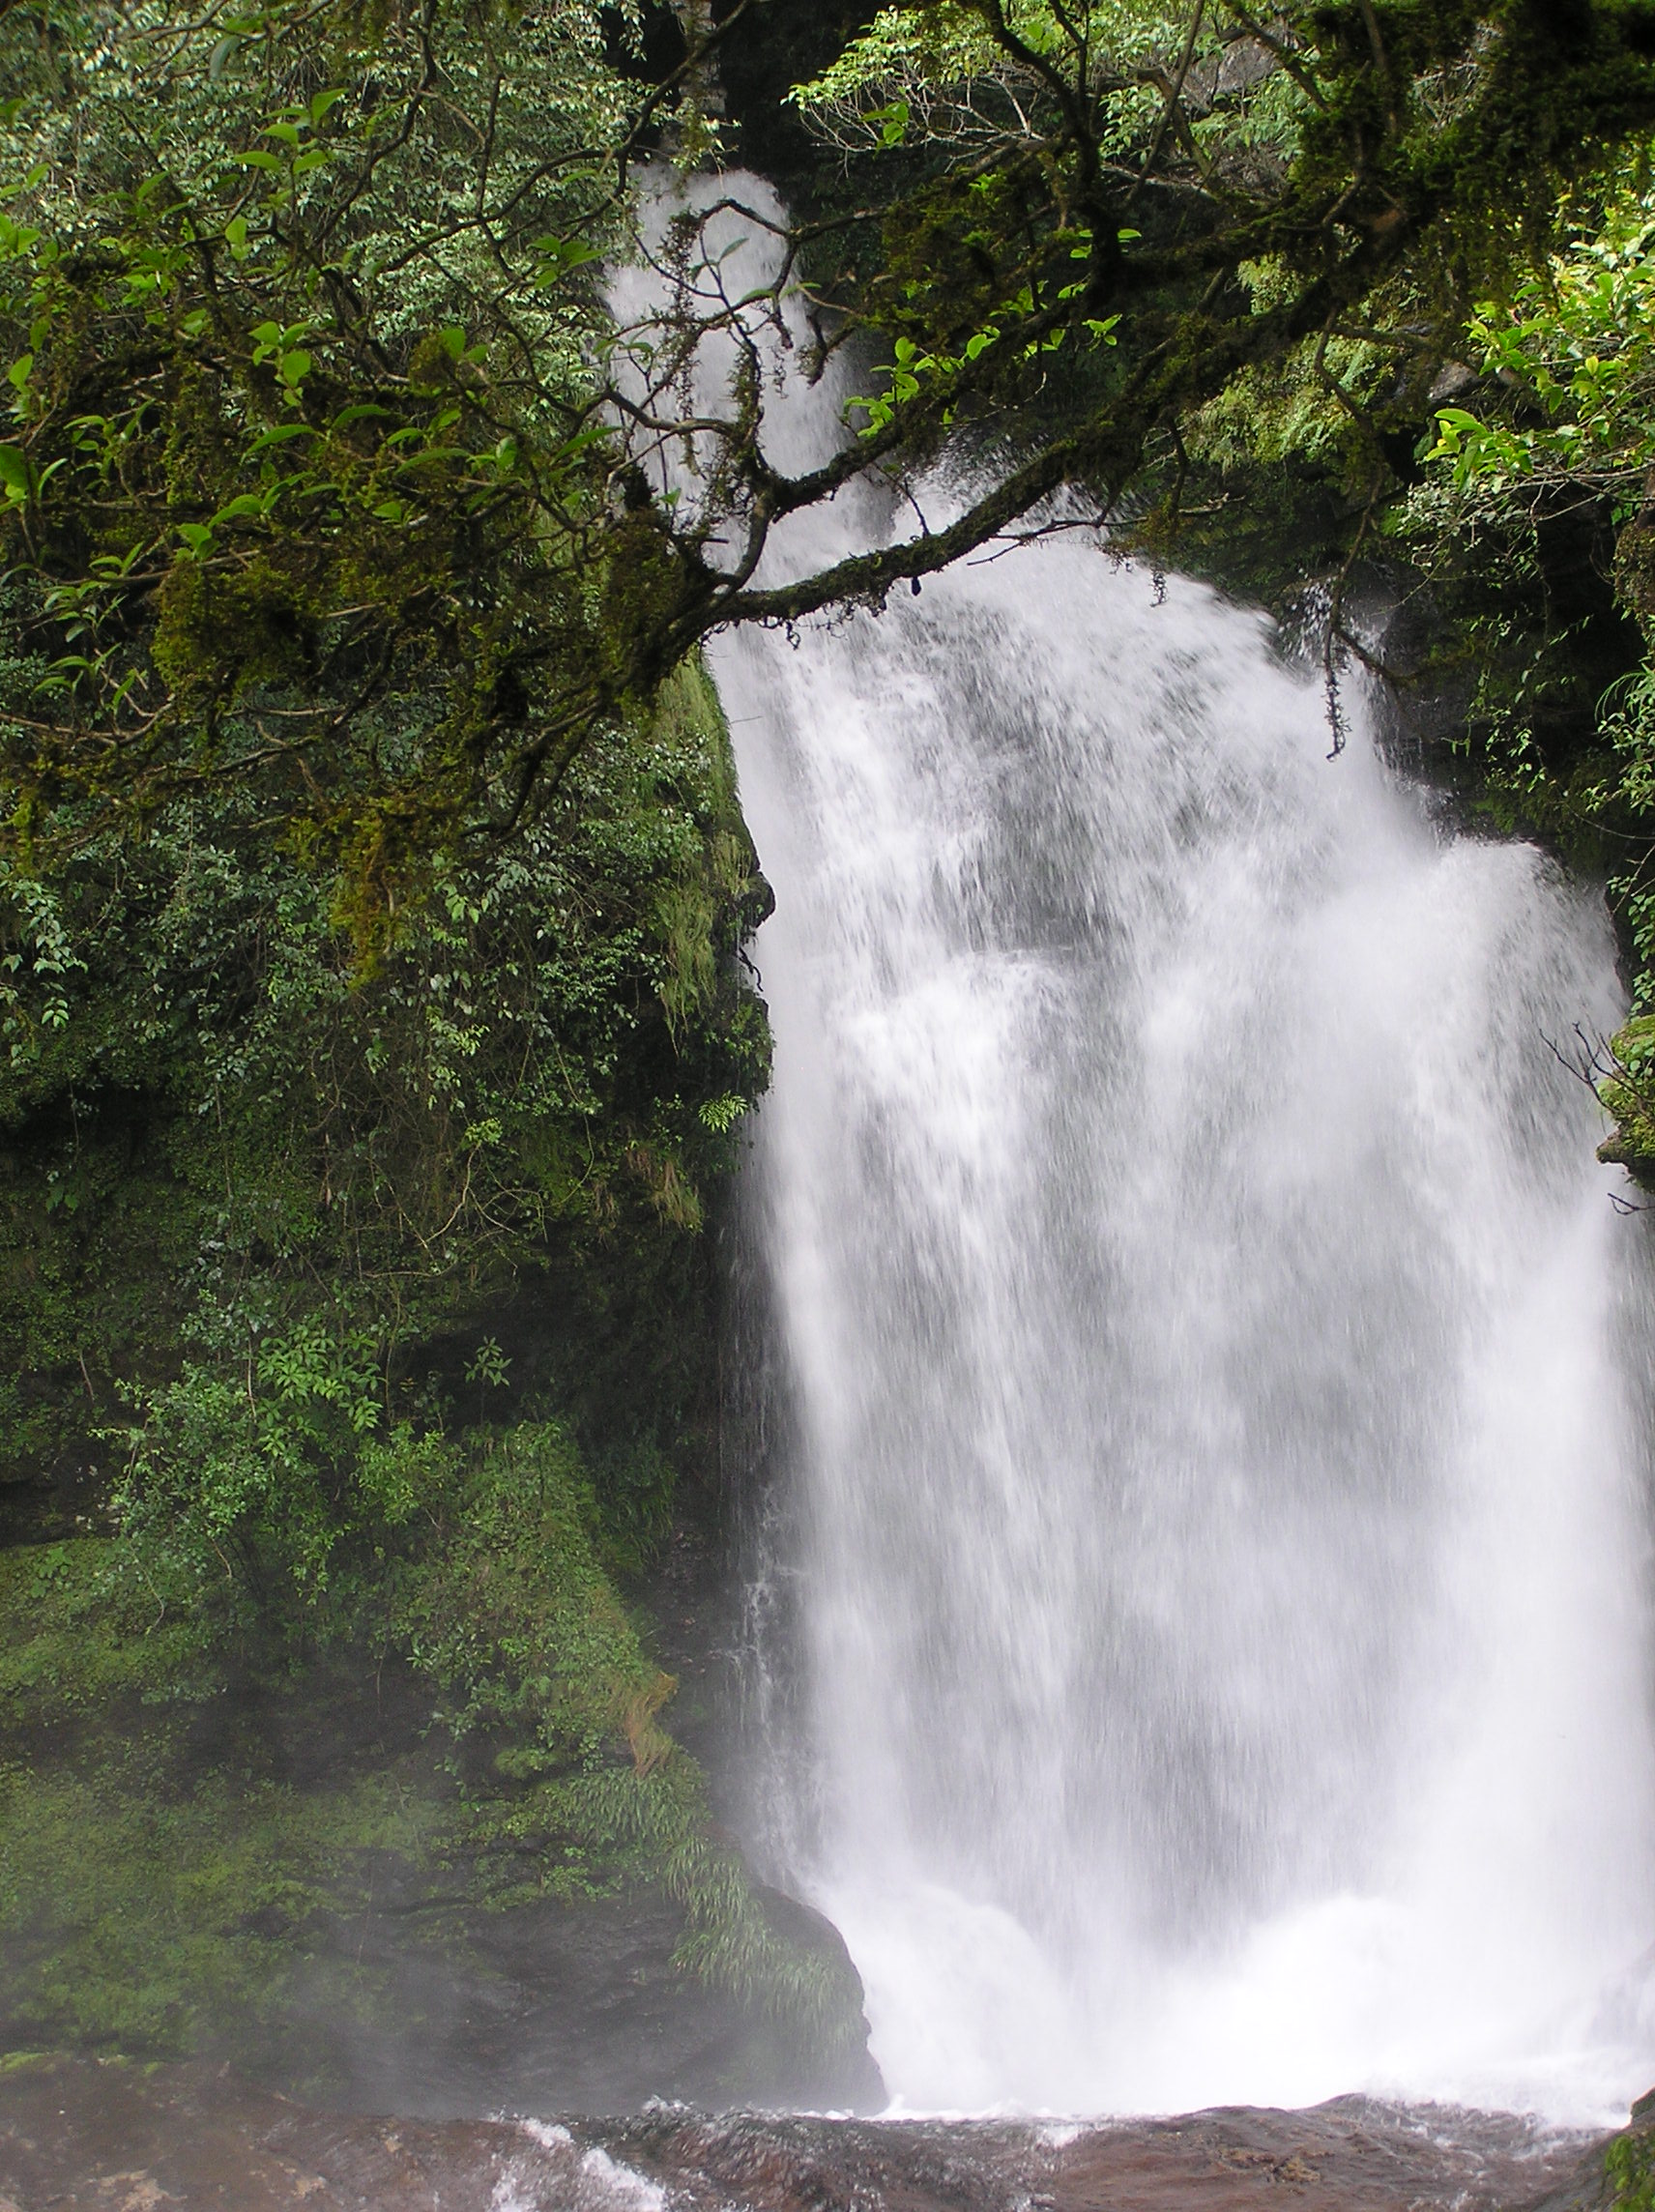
<box><xmin>0</xmin><ymin>660</ymin><xmax>879</xmax><ymax>2111</ymax></box>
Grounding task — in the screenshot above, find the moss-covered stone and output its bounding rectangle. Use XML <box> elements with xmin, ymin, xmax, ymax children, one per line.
<box><xmin>1595</xmin><ymin>1015</ymin><xmax>1655</xmax><ymax>1187</ymax></box>
<box><xmin>0</xmin><ymin>1483</ymin><xmax>875</xmax><ymax>2108</ymax></box>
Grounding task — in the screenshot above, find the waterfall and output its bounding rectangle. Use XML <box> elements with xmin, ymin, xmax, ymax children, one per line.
<box><xmin>619</xmin><ymin>171</ymin><xmax>1655</xmax><ymax>2124</ymax></box>
<box><xmin>718</xmin><ymin>532</ymin><xmax>1655</xmax><ymax>2115</ymax></box>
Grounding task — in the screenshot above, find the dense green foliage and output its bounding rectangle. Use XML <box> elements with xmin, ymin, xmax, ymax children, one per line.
<box><xmin>0</xmin><ymin>0</ymin><xmax>656</xmax><ymax>912</ymax></box>
<box><xmin>12</xmin><ymin>0</ymin><xmax>1655</xmax><ymax>798</ymax></box>
<box><xmin>0</xmin><ymin>658</ymin><xmax>767</xmax><ymax>1578</ymax></box>
<box><xmin>0</xmin><ymin>0</ymin><xmax>828</xmax><ymax>2083</ymax></box>
<box><xmin>0</xmin><ymin>636</ymin><xmax>815</xmax><ymax>2077</ymax></box>
<box><xmin>10</xmin><ymin>0</ymin><xmax>1655</xmax><ymax>887</ymax></box>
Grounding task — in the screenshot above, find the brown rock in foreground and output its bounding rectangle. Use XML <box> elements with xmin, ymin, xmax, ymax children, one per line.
<box><xmin>0</xmin><ymin>2052</ymin><xmax>1620</xmax><ymax>2211</ymax></box>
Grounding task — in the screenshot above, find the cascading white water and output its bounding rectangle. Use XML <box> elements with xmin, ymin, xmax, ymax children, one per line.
<box><xmin>719</xmin><ymin>539</ymin><xmax>1655</xmax><ymax>2119</ymax></box>
<box><xmin>619</xmin><ymin>170</ymin><xmax>1655</xmax><ymax>2125</ymax></box>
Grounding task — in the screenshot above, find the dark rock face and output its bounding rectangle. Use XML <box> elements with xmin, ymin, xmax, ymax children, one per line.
<box><xmin>270</xmin><ymin>1880</ymin><xmax>881</xmax><ymax>2118</ymax></box>
<box><xmin>0</xmin><ymin>2057</ymin><xmax>1614</xmax><ymax>2212</ymax></box>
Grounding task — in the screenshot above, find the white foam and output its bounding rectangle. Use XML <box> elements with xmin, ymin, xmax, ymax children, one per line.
<box><xmin>578</xmin><ymin>2146</ymin><xmax>670</xmax><ymax>2211</ymax></box>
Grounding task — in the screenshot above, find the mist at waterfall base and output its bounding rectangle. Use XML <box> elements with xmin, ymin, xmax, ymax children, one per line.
<box><xmin>612</xmin><ymin>173</ymin><xmax>1655</xmax><ymax>2128</ymax></box>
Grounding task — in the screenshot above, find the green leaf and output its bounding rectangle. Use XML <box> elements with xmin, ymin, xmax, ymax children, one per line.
<box><xmin>532</xmin><ymin>236</ymin><xmax>600</xmax><ymax>286</ymax></box>
<box><xmin>864</xmin><ymin>99</ymin><xmax>909</xmax><ymax>147</ymax></box>
<box><xmin>247</xmin><ymin>423</ymin><xmax>314</xmax><ymax>456</ymax></box>
<box><xmin>0</xmin><ymin>444</ymin><xmax>28</xmax><ymax>501</ymax></box>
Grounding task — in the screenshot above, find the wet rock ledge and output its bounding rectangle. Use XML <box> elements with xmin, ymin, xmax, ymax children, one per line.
<box><xmin>0</xmin><ymin>2052</ymin><xmax>1628</xmax><ymax>2212</ymax></box>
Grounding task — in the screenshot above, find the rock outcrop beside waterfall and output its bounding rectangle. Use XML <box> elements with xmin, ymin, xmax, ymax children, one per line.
<box><xmin>0</xmin><ymin>660</ymin><xmax>875</xmax><ymax>2114</ymax></box>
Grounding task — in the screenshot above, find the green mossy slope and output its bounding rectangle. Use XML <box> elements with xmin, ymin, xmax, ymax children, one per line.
<box><xmin>0</xmin><ymin>1444</ymin><xmax>867</xmax><ymax>2101</ymax></box>
<box><xmin>0</xmin><ymin>663</ymin><xmax>872</xmax><ymax>2105</ymax></box>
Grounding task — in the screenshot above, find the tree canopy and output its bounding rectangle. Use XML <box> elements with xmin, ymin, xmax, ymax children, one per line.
<box><xmin>5</xmin><ymin>0</ymin><xmax>1655</xmax><ymax>929</ymax></box>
